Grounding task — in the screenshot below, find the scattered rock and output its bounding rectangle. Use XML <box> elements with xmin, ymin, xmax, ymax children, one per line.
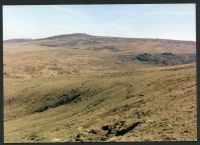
<box><xmin>72</xmin><ymin>120</ymin><xmax>143</xmax><ymax>142</ymax></box>
<box><xmin>134</xmin><ymin>53</ymin><xmax>196</xmax><ymax>65</ymax></box>
<box><xmin>101</xmin><ymin>120</ymin><xmax>142</xmax><ymax>136</ymax></box>
<box><xmin>88</xmin><ymin>129</ymin><xmax>97</xmax><ymax>134</ymax></box>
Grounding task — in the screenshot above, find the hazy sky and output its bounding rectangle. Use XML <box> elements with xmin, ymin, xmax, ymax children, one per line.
<box><xmin>3</xmin><ymin>4</ymin><xmax>196</xmax><ymax>41</ymax></box>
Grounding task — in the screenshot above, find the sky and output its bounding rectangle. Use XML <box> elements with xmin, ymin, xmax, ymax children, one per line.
<box><xmin>3</xmin><ymin>4</ymin><xmax>196</xmax><ymax>41</ymax></box>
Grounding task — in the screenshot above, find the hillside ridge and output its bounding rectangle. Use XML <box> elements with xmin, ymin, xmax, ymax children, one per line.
<box><xmin>4</xmin><ymin>33</ymin><xmax>196</xmax><ymax>43</ymax></box>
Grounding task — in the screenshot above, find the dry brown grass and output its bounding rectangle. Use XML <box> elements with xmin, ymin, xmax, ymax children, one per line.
<box><xmin>3</xmin><ymin>35</ymin><xmax>197</xmax><ymax>142</ymax></box>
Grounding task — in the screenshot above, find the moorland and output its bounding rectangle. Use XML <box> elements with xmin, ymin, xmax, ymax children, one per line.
<box><xmin>3</xmin><ymin>33</ymin><xmax>197</xmax><ymax>142</ymax></box>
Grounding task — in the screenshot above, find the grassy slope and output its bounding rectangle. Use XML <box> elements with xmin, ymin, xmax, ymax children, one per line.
<box><xmin>3</xmin><ymin>35</ymin><xmax>197</xmax><ymax>142</ymax></box>
<box><xmin>4</xmin><ymin>64</ymin><xmax>197</xmax><ymax>142</ymax></box>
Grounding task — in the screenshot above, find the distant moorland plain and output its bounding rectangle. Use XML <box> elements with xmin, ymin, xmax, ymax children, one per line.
<box><xmin>4</xmin><ymin>34</ymin><xmax>197</xmax><ymax>142</ymax></box>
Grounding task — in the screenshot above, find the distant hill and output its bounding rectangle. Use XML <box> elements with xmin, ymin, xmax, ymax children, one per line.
<box><xmin>3</xmin><ymin>33</ymin><xmax>196</xmax><ymax>78</ymax></box>
<box><xmin>4</xmin><ymin>38</ymin><xmax>33</xmax><ymax>43</ymax></box>
<box><xmin>4</xmin><ymin>33</ymin><xmax>195</xmax><ymax>44</ymax></box>
<box><xmin>40</xmin><ymin>33</ymin><xmax>92</xmax><ymax>40</ymax></box>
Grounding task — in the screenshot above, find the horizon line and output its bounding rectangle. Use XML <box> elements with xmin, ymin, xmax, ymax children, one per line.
<box><xmin>3</xmin><ymin>33</ymin><xmax>196</xmax><ymax>42</ymax></box>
